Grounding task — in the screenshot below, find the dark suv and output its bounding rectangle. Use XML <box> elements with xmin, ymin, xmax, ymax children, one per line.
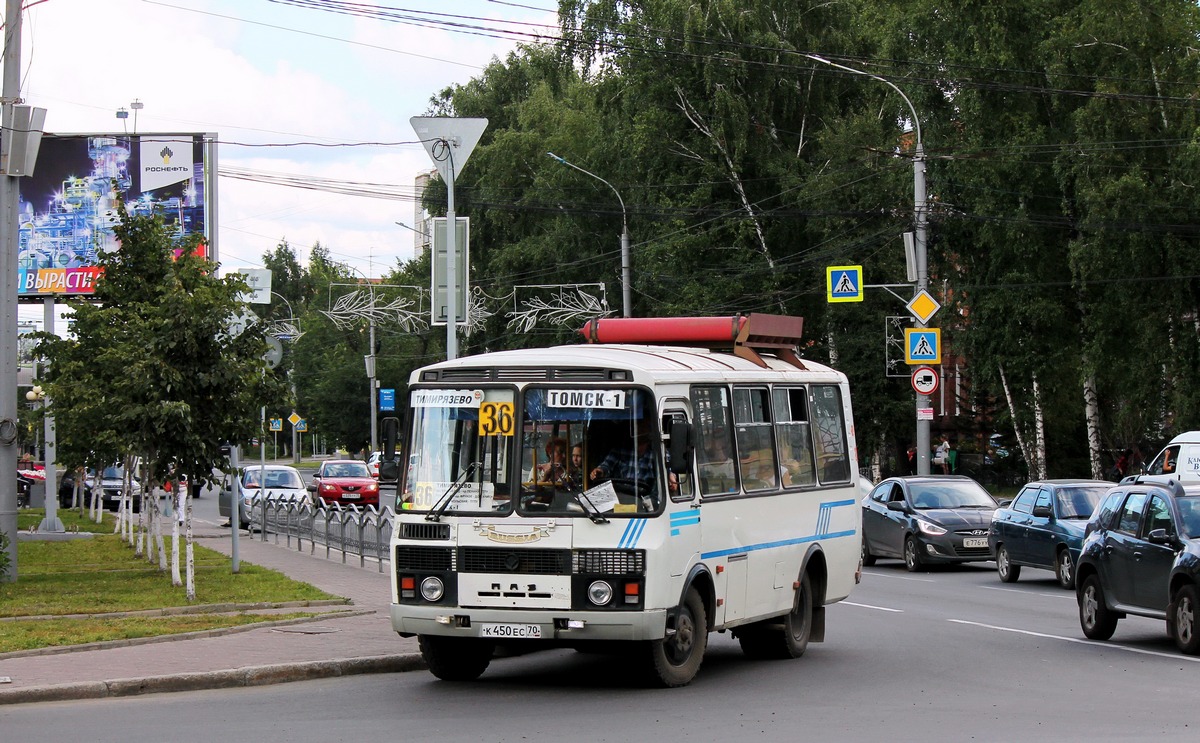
<box><xmin>1075</xmin><ymin>476</ymin><xmax>1200</xmax><ymax>654</ymax></box>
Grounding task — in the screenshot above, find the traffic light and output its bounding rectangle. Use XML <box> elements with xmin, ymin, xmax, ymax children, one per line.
<box><xmin>374</xmin><ymin>338</ymin><xmax>382</xmax><ymax>355</ymax></box>
<box><xmin>379</xmin><ymin>416</ymin><xmax>400</xmax><ymax>482</ymax></box>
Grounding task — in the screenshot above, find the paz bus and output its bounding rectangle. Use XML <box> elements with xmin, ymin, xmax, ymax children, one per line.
<box><xmin>388</xmin><ymin>314</ymin><xmax>861</xmax><ymax>686</ymax></box>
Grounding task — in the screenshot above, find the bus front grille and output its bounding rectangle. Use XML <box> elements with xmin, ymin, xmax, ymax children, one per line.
<box><xmin>459</xmin><ymin>547</ymin><xmax>570</xmax><ymax>575</ymax></box>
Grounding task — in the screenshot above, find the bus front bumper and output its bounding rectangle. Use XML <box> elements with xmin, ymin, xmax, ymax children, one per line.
<box><xmin>391</xmin><ymin>604</ymin><xmax>668</xmax><ymax>642</ymax></box>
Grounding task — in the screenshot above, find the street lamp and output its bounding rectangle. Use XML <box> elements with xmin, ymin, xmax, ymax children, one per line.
<box><xmin>803</xmin><ymin>54</ymin><xmax>932</xmax><ymax>474</ymax></box>
<box><xmin>546</xmin><ymin>152</ymin><xmax>632</xmax><ymax>318</ymax></box>
<box><xmin>24</xmin><ymin>385</ymin><xmax>62</xmax><ymax>532</ymax></box>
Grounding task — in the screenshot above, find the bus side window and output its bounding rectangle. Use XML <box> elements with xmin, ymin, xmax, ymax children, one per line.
<box><xmin>811</xmin><ymin>385</ymin><xmax>850</xmax><ymax>483</ymax></box>
<box><xmin>733</xmin><ymin>387</ymin><xmax>778</xmax><ymax>491</ymax></box>
<box><xmin>774</xmin><ymin>387</ymin><xmax>815</xmax><ymax>488</ymax></box>
<box><xmin>691</xmin><ymin>386</ymin><xmax>738</xmax><ymax>495</ymax></box>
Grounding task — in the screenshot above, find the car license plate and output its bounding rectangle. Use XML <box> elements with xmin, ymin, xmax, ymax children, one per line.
<box><xmin>342</xmin><ymin>493</ymin><xmax>360</xmax><ymax>500</ymax></box>
<box><xmin>963</xmin><ymin>537</ymin><xmax>989</xmax><ymax>549</ymax></box>
<box><xmin>479</xmin><ymin>623</ymin><xmax>541</xmax><ymax>639</ymax></box>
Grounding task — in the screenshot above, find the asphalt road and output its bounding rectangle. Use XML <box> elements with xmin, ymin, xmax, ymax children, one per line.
<box><xmin>3</xmin><ymin>555</ymin><xmax>1195</xmax><ymax>741</ymax></box>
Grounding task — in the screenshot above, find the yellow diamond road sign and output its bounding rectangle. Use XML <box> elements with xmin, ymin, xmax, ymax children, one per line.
<box><xmin>906</xmin><ymin>289</ymin><xmax>941</xmax><ymax>324</ymax></box>
<box><xmin>288</xmin><ymin>412</ymin><xmax>301</xmax><ymax>426</ymax></box>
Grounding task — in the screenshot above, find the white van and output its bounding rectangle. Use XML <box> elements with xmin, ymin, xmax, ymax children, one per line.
<box><xmin>1146</xmin><ymin>432</ymin><xmax>1200</xmax><ymax>481</ymax></box>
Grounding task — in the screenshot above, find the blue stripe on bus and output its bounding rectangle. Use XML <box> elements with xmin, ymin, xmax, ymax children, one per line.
<box><xmin>700</xmin><ymin>499</ymin><xmax>858</xmax><ymax>559</ymax></box>
<box><xmin>701</xmin><ymin>530</ymin><xmax>858</xmax><ymax>559</ymax></box>
<box><xmin>669</xmin><ymin>509</ymin><xmax>700</xmax><ymax>538</ymax></box>
<box><xmin>619</xmin><ymin>518</ymin><xmax>648</xmax><ymax>549</ymax></box>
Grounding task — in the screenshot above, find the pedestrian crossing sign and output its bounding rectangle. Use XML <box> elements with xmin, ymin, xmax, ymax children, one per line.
<box><xmin>826</xmin><ymin>265</ymin><xmax>864</xmax><ymax>303</ymax></box>
<box><xmin>905</xmin><ymin>328</ymin><xmax>941</xmax><ymax>365</ymax></box>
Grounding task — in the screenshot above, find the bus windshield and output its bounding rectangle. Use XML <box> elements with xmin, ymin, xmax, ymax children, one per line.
<box><xmin>399</xmin><ymin>388</ymin><xmax>516</xmax><ymax>514</ymax></box>
<box><xmin>519</xmin><ymin>387</ymin><xmax>661</xmax><ymax>516</ymax></box>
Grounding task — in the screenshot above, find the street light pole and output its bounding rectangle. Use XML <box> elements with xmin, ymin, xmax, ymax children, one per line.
<box><xmin>804</xmin><ymin>55</ymin><xmax>932</xmax><ymax>475</ymax></box>
<box><xmin>546</xmin><ymin>153</ymin><xmax>632</xmax><ymax>318</ymax></box>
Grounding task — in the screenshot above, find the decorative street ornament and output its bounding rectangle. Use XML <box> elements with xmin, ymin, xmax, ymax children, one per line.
<box><xmin>506</xmin><ymin>284</ymin><xmax>612</xmax><ymax>333</ymax></box>
<box><xmin>322</xmin><ymin>288</ymin><xmax>427</xmax><ymax>333</ymax></box>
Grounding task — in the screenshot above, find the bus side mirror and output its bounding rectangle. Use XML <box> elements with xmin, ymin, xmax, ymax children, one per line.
<box><xmin>668</xmin><ymin>419</ymin><xmax>693</xmax><ymax>475</ymax></box>
<box><xmin>380</xmin><ymin>416</ymin><xmax>400</xmax><ymax>482</ymax></box>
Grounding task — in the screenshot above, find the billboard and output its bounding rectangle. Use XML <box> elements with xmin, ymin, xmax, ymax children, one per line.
<box><xmin>16</xmin><ymin>133</ymin><xmax>216</xmax><ymax>298</ymax></box>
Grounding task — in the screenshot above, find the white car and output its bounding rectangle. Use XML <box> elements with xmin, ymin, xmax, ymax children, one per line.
<box><xmin>219</xmin><ymin>465</ymin><xmax>307</xmax><ymax>528</ymax></box>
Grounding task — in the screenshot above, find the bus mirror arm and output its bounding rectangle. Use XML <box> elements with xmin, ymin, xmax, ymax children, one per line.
<box><xmin>669</xmin><ymin>420</ymin><xmax>693</xmax><ymax>475</ymax></box>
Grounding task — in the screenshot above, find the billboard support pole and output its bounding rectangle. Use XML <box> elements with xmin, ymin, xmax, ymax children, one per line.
<box><xmin>0</xmin><ymin>0</ymin><xmax>25</xmax><ymax>581</ymax></box>
<box><xmin>37</xmin><ymin>297</ymin><xmax>62</xmax><ymax>532</ymax></box>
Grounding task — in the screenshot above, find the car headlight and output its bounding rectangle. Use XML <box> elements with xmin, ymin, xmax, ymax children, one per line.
<box><xmin>917</xmin><ymin>519</ymin><xmax>947</xmax><ymax>536</ymax></box>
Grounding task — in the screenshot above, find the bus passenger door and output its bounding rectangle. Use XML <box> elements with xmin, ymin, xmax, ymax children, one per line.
<box><xmin>663</xmin><ymin>408</ymin><xmax>701</xmax><ymax>579</ymax></box>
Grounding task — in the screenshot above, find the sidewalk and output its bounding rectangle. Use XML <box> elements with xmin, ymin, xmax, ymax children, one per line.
<box><xmin>0</xmin><ymin>521</ymin><xmax>424</xmax><ymax>705</ymax></box>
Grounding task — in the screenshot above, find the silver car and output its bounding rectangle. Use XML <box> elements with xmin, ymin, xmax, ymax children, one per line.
<box><xmin>219</xmin><ymin>465</ymin><xmax>307</xmax><ymax>529</ymax></box>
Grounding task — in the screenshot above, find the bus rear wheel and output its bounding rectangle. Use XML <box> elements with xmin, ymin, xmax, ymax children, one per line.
<box><xmin>418</xmin><ymin>635</ymin><xmax>495</xmax><ymax>681</ymax></box>
<box><xmin>645</xmin><ymin>588</ymin><xmax>707</xmax><ymax>687</ymax></box>
<box><xmin>737</xmin><ymin>573</ymin><xmax>813</xmax><ymax>660</ymax></box>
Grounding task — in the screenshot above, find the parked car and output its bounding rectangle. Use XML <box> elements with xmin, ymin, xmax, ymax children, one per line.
<box><xmin>57</xmin><ymin>461</ymin><xmax>147</xmax><ymax>511</ymax></box>
<box><xmin>861</xmin><ymin>475</ymin><xmax>999</xmax><ymax>571</ymax></box>
<box><xmin>989</xmin><ymin>479</ymin><xmax>1112</xmax><ymax>588</ymax></box>
<box><xmin>57</xmin><ymin>469</ymin><xmax>93</xmax><ymax>508</ymax></box>
<box><xmin>1075</xmin><ymin>476</ymin><xmax>1200</xmax><ymax>654</ymax></box>
<box><xmin>219</xmin><ymin>465</ymin><xmax>308</xmax><ymax>529</ymax></box>
<box><xmin>309</xmin><ymin>459</ymin><xmax>379</xmax><ymax>507</ymax></box>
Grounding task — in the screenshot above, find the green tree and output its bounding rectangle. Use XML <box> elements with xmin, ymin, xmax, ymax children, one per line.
<box><xmin>38</xmin><ymin>202</ymin><xmax>275</xmax><ymax>598</ymax></box>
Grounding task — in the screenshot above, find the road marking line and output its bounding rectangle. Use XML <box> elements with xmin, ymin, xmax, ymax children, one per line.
<box><xmin>842</xmin><ymin>601</ymin><xmax>903</xmax><ymax>613</ymax></box>
<box><xmin>861</xmin><ymin>570</ymin><xmax>935</xmax><ymax>583</ymax></box>
<box><xmin>979</xmin><ymin>585</ymin><xmax>1075</xmax><ymax>600</ymax></box>
<box><xmin>948</xmin><ymin>619</ymin><xmax>1200</xmax><ymax>662</ymax></box>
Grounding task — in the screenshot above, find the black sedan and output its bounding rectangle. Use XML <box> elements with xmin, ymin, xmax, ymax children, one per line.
<box><xmin>1076</xmin><ymin>476</ymin><xmax>1200</xmax><ymax>654</ymax></box>
<box><xmin>862</xmin><ymin>475</ymin><xmax>999</xmax><ymax>572</ymax></box>
<box><xmin>988</xmin><ymin>479</ymin><xmax>1111</xmax><ymax>589</ymax></box>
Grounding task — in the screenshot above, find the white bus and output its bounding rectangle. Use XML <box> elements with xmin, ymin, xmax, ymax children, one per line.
<box><xmin>388</xmin><ymin>314</ymin><xmax>861</xmax><ymax>686</ymax></box>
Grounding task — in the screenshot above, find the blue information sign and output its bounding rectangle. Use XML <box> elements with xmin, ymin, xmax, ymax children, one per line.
<box><xmin>379</xmin><ymin>388</ymin><xmax>396</xmax><ymax>412</ymax></box>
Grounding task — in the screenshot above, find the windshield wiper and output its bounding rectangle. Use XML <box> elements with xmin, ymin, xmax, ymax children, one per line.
<box><xmin>575</xmin><ymin>491</ymin><xmax>610</xmax><ymax>525</ymax></box>
<box><xmin>426</xmin><ymin>462</ymin><xmax>482</xmax><ymax>522</ymax></box>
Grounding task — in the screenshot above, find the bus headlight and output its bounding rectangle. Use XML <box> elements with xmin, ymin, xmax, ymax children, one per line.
<box><xmin>420</xmin><ymin>576</ymin><xmax>445</xmax><ymax>602</ymax></box>
<box><xmin>587</xmin><ymin>580</ymin><xmax>613</xmax><ymax>606</ymax></box>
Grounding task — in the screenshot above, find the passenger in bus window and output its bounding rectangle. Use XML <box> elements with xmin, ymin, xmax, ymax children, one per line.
<box><xmin>564</xmin><ymin>444</ymin><xmax>585</xmax><ymax>489</ymax></box>
<box><xmin>698</xmin><ymin>435</ymin><xmax>736</xmax><ymax>493</ymax></box>
<box><xmin>537</xmin><ymin>437</ymin><xmax>569</xmax><ymax>484</ymax></box>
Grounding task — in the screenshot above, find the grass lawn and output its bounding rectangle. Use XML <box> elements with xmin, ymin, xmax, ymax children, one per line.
<box><xmin>1</xmin><ymin>509</ymin><xmax>345</xmax><ymax>653</ymax></box>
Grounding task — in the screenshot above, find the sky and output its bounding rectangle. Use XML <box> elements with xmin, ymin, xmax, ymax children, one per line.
<box><xmin>10</xmin><ymin>0</ymin><xmax>558</xmax><ymax>296</ymax></box>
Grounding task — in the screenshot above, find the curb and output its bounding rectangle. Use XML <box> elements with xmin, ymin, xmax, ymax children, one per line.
<box><xmin>0</xmin><ymin>654</ymin><xmax>427</xmax><ymax>705</ymax></box>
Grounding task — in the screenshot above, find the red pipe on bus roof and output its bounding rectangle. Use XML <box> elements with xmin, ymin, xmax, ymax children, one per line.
<box><xmin>579</xmin><ymin>316</ymin><xmax>746</xmax><ymax>345</ymax></box>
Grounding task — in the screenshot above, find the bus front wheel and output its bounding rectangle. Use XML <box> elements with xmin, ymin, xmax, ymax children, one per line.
<box><xmin>645</xmin><ymin>588</ymin><xmax>707</xmax><ymax>687</ymax></box>
<box><xmin>418</xmin><ymin>635</ymin><xmax>494</xmax><ymax>681</ymax></box>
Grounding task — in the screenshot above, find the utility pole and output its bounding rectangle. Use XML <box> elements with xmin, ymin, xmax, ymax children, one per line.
<box><xmin>805</xmin><ymin>54</ymin><xmax>932</xmax><ymax>475</ymax></box>
<box><xmin>0</xmin><ymin>0</ymin><xmax>25</xmax><ymax>579</ymax></box>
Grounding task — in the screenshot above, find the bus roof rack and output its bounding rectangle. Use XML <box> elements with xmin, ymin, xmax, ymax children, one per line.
<box><xmin>578</xmin><ymin>314</ymin><xmax>807</xmax><ymax>370</ymax></box>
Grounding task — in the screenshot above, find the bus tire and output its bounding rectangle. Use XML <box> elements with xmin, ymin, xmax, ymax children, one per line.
<box><xmin>645</xmin><ymin>588</ymin><xmax>707</xmax><ymax>687</ymax></box>
<box><xmin>418</xmin><ymin>635</ymin><xmax>494</xmax><ymax>681</ymax></box>
<box><xmin>736</xmin><ymin>573</ymin><xmax>813</xmax><ymax>660</ymax></box>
